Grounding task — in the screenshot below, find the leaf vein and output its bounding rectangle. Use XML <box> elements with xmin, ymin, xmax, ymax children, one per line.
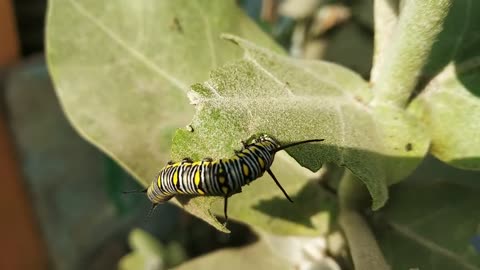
<box><xmin>193</xmin><ymin>1</ymin><xmax>218</xmax><ymax>68</ymax></box>
<box><xmin>245</xmin><ymin>54</ymin><xmax>294</xmax><ymax>97</ymax></box>
<box><xmin>389</xmin><ymin>222</ymin><xmax>480</xmax><ymax>270</ymax></box>
<box><xmin>67</xmin><ymin>0</ymin><xmax>188</xmax><ymax>91</ymax></box>
<box><xmin>205</xmin><ymin>81</ymin><xmax>222</xmax><ymax>97</ymax></box>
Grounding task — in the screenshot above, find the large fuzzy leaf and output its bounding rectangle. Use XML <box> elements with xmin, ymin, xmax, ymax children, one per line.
<box><xmin>172</xmin><ymin>35</ymin><xmax>429</xmax><ymax>232</ymax></box>
<box><xmin>409</xmin><ymin>0</ymin><xmax>480</xmax><ymax>170</ymax></box>
<box><xmin>46</xmin><ymin>0</ymin><xmax>281</xmax><ymax>183</ymax></box>
<box><xmin>47</xmin><ymin>0</ymin><xmax>430</xmax><ymax>233</ymax></box>
<box><xmin>173</xmin><ymin>233</ymin><xmax>340</xmax><ymax>270</ymax></box>
<box><xmin>173</xmin><ymin>240</ymin><xmax>290</xmax><ymax>270</ymax></box>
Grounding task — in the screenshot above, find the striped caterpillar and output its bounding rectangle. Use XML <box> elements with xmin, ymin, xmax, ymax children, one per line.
<box><xmin>130</xmin><ymin>135</ymin><xmax>323</xmax><ymax>222</ymax></box>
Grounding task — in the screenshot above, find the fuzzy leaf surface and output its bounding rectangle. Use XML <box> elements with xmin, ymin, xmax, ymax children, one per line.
<box><xmin>46</xmin><ymin>0</ymin><xmax>281</xmax><ymax>184</ymax></box>
<box><xmin>172</xmin><ymin>35</ymin><xmax>429</xmax><ymax>232</ymax></box>
<box><xmin>410</xmin><ymin>0</ymin><xmax>480</xmax><ymax>170</ymax></box>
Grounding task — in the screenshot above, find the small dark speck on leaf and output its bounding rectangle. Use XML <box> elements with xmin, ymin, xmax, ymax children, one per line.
<box><xmin>170</xmin><ymin>17</ymin><xmax>183</xmax><ymax>33</ymax></box>
<box><xmin>186</xmin><ymin>125</ymin><xmax>194</xmax><ymax>132</ymax></box>
<box><xmin>226</xmin><ymin>37</ymin><xmax>239</xmax><ymax>45</ymax></box>
<box><xmin>405</xmin><ymin>143</ymin><xmax>413</xmax><ymax>151</ymax></box>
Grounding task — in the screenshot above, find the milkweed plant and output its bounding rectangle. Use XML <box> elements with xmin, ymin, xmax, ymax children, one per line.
<box><xmin>46</xmin><ymin>0</ymin><xmax>480</xmax><ymax>269</ymax></box>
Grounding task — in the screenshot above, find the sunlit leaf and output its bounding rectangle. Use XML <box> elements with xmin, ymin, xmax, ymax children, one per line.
<box><xmin>46</xmin><ymin>0</ymin><xmax>281</xmax><ymax>184</ymax></box>
<box><xmin>410</xmin><ymin>0</ymin><xmax>480</xmax><ymax>170</ymax></box>
<box><xmin>172</xmin><ymin>35</ymin><xmax>429</xmax><ymax>231</ymax></box>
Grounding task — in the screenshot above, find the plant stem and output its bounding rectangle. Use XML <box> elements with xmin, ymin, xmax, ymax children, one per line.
<box><xmin>370</xmin><ymin>0</ymin><xmax>399</xmax><ymax>83</ymax></box>
<box><xmin>338</xmin><ymin>171</ymin><xmax>390</xmax><ymax>270</ymax></box>
<box><xmin>371</xmin><ymin>0</ymin><xmax>452</xmax><ymax>108</ymax></box>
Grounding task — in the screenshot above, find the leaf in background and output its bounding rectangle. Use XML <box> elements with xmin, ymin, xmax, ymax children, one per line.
<box><xmin>46</xmin><ymin>0</ymin><xmax>282</xmax><ymax>185</ymax></box>
<box><xmin>409</xmin><ymin>0</ymin><xmax>480</xmax><ymax>170</ymax></box>
<box><xmin>173</xmin><ymin>239</ymin><xmax>290</xmax><ymax>270</ymax></box>
<box><xmin>410</xmin><ymin>70</ymin><xmax>480</xmax><ymax>170</ymax></box>
<box><xmin>172</xmin><ymin>35</ymin><xmax>429</xmax><ymax>231</ymax></box>
<box><xmin>173</xmin><ymin>232</ymin><xmax>341</xmax><ymax>270</ymax></box>
<box><xmin>374</xmin><ymin>157</ymin><xmax>480</xmax><ymax>269</ymax></box>
<box><xmin>119</xmin><ymin>229</ymin><xmax>187</xmax><ymax>270</ymax></box>
<box><xmin>422</xmin><ymin>0</ymin><xmax>476</xmax><ymax>77</ymax></box>
<box><xmin>118</xmin><ymin>229</ymin><xmax>164</xmax><ymax>270</ymax></box>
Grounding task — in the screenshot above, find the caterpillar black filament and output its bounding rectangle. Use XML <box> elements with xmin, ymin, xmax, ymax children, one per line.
<box><xmin>128</xmin><ymin>135</ymin><xmax>324</xmax><ymax>222</ymax></box>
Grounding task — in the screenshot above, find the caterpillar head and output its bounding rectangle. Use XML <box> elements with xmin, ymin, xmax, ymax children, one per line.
<box><xmin>252</xmin><ymin>134</ymin><xmax>280</xmax><ymax>152</ymax></box>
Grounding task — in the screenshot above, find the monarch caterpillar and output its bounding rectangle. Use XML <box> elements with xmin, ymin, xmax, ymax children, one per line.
<box><xmin>128</xmin><ymin>135</ymin><xmax>324</xmax><ymax>222</ymax></box>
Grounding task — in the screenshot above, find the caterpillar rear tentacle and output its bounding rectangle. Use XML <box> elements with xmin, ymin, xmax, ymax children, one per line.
<box><xmin>146</xmin><ymin>135</ymin><xmax>324</xmax><ymax>224</ymax></box>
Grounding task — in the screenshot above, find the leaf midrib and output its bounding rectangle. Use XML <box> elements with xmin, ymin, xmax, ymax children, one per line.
<box><xmin>196</xmin><ymin>95</ymin><xmax>372</xmax><ymax>112</ymax></box>
<box><xmin>388</xmin><ymin>221</ymin><xmax>480</xmax><ymax>270</ymax></box>
<box><xmin>66</xmin><ymin>0</ymin><xmax>189</xmax><ymax>91</ymax></box>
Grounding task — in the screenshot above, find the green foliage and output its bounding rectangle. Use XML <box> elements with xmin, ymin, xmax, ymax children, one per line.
<box><xmin>173</xmin><ymin>239</ymin><xmax>290</xmax><ymax>270</ymax></box>
<box><xmin>46</xmin><ymin>0</ymin><xmax>281</xmax><ymax>184</ymax></box>
<box><xmin>409</xmin><ymin>0</ymin><xmax>480</xmax><ymax>170</ymax></box>
<box><xmin>46</xmin><ymin>0</ymin><xmax>480</xmax><ymax>269</ymax></box>
<box><xmin>119</xmin><ymin>229</ymin><xmax>186</xmax><ymax>270</ymax></box>
<box><xmin>173</xmin><ymin>34</ymin><xmax>429</xmax><ymax>229</ymax></box>
<box><xmin>174</xmin><ymin>232</ymin><xmax>341</xmax><ymax>270</ymax></box>
<box><xmin>375</xmin><ymin>157</ymin><xmax>480</xmax><ymax>269</ymax></box>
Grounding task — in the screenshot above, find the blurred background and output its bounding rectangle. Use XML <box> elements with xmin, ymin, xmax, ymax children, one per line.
<box><xmin>0</xmin><ymin>0</ymin><xmax>373</xmax><ymax>269</ymax></box>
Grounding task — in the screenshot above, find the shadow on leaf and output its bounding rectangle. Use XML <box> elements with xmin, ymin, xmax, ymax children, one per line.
<box><xmin>251</xmin><ymin>181</ymin><xmax>336</xmax><ymax>229</ymax></box>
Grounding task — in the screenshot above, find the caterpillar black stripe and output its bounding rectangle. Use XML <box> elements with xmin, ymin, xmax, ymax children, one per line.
<box><xmin>128</xmin><ymin>135</ymin><xmax>324</xmax><ymax>222</ymax></box>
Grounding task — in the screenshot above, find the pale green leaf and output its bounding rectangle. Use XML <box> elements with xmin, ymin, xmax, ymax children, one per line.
<box><xmin>172</xmin><ymin>35</ymin><xmax>429</xmax><ymax>232</ymax></box>
<box><xmin>119</xmin><ymin>229</ymin><xmax>164</xmax><ymax>270</ymax></box>
<box><xmin>118</xmin><ymin>253</ymin><xmax>148</xmax><ymax>270</ymax></box>
<box><xmin>172</xmin><ymin>240</ymin><xmax>290</xmax><ymax>270</ymax></box>
<box><xmin>410</xmin><ymin>71</ymin><xmax>480</xmax><ymax>170</ymax></box>
<box><xmin>173</xmin><ymin>232</ymin><xmax>342</xmax><ymax>270</ymax></box>
<box><xmin>119</xmin><ymin>229</ymin><xmax>187</xmax><ymax>270</ymax></box>
<box><xmin>375</xmin><ymin>157</ymin><xmax>480</xmax><ymax>270</ymax></box>
<box><xmin>409</xmin><ymin>0</ymin><xmax>480</xmax><ymax>170</ymax></box>
<box><xmin>46</xmin><ymin>0</ymin><xmax>281</xmax><ymax>185</ymax></box>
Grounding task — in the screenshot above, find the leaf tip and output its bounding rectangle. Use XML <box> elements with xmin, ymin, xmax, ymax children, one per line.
<box><xmin>187</xmin><ymin>90</ymin><xmax>201</xmax><ymax>105</ymax></box>
<box><xmin>204</xmin><ymin>209</ymin><xmax>231</xmax><ymax>234</ymax></box>
<box><xmin>371</xmin><ymin>195</ymin><xmax>387</xmax><ymax>211</ymax></box>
